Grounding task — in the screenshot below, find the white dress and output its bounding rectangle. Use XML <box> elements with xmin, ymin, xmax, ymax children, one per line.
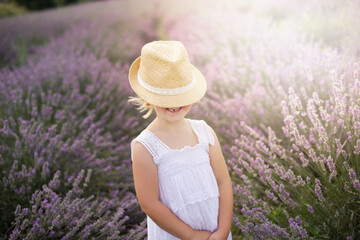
<box><xmin>130</xmin><ymin>118</ymin><xmax>232</xmax><ymax>240</ymax></box>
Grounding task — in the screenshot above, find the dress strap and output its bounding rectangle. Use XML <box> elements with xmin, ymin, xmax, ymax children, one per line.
<box><xmin>191</xmin><ymin>119</ymin><xmax>215</xmax><ymax>150</ymax></box>
<box><xmin>201</xmin><ymin>120</ymin><xmax>215</xmax><ymax>146</ymax></box>
<box><xmin>130</xmin><ymin>130</ymin><xmax>169</xmax><ymax>165</ymax></box>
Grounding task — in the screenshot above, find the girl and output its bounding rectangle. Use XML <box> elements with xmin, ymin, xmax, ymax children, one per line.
<box><xmin>128</xmin><ymin>40</ymin><xmax>233</xmax><ymax>240</ymax></box>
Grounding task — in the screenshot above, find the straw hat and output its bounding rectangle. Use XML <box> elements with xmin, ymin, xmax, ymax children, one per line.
<box><xmin>128</xmin><ymin>40</ymin><xmax>207</xmax><ymax>108</ymax></box>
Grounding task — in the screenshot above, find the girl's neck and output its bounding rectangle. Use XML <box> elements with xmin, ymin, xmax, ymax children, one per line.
<box><xmin>151</xmin><ymin>117</ymin><xmax>188</xmax><ymax>133</ymax></box>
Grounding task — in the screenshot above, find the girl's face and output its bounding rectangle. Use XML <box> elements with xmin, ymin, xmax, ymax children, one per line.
<box><xmin>154</xmin><ymin>104</ymin><xmax>192</xmax><ymax>122</ymax></box>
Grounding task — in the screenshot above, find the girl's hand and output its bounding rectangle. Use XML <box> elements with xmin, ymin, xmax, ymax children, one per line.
<box><xmin>208</xmin><ymin>230</ymin><xmax>227</xmax><ymax>240</ymax></box>
<box><xmin>188</xmin><ymin>230</ymin><xmax>212</xmax><ymax>240</ymax></box>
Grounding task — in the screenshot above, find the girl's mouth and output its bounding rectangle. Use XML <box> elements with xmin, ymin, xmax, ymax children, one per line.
<box><xmin>166</xmin><ymin>107</ymin><xmax>182</xmax><ymax>112</ymax></box>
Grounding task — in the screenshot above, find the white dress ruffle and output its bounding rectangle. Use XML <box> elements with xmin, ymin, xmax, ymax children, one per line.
<box><xmin>130</xmin><ymin>118</ymin><xmax>232</xmax><ymax>240</ymax></box>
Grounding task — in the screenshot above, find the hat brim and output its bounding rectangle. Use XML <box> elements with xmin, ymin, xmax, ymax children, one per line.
<box><xmin>128</xmin><ymin>56</ymin><xmax>207</xmax><ymax>108</ymax></box>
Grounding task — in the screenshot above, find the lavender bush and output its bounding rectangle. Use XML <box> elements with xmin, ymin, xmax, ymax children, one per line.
<box><xmin>165</xmin><ymin>1</ymin><xmax>360</xmax><ymax>239</ymax></box>
<box><xmin>228</xmin><ymin>68</ymin><xmax>360</xmax><ymax>239</ymax></box>
<box><xmin>0</xmin><ymin>1</ymin><xmax>163</xmax><ymax>238</ymax></box>
<box><xmin>7</xmin><ymin>169</ymin><xmax>146</xmax><ymax>239</ymax></box>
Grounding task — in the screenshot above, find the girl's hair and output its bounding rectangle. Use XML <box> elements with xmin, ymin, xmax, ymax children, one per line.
<box><xmin>128</xmin><ymin>96</ymin><xmax>154</xmax><ymax>119</ymax></box>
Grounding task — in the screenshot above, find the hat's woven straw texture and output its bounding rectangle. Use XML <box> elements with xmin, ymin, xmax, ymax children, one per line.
<box><xmin>128</xmin><ymin>40</ymin><xmax>207</xmax><ymax>108</ymax></box>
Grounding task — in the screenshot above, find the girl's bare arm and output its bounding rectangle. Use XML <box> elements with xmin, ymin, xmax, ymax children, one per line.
<box><xmin>132</xmin><ymin>141</ymin><xmax>211</xmax><ymax>240</ymax></box>
<box><xmin>208</xmin><ymin>126</ymin><xmax>234</xmax><ymax>239</ymax></box>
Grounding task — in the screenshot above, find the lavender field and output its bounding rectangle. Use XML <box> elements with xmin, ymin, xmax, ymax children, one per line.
<box><xmin>1</xmin><ymin>0</ymin><xmax>360</xmax><ymax>239</ymax></box>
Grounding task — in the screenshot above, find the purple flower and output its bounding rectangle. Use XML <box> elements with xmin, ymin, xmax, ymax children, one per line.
<box><xmin>308</xmin><ymin>205</ymin><xmax>314</xmax><ymax>213</ymax></box>
<box><xmin>314</xmin><ymin>178</ymin><xmax>325</xmax><ymax>201</ymax></box>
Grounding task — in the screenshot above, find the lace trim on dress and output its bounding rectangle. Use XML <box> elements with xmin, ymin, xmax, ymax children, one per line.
<box><xmin>130</xmin><ymin>137</ymin><xmax>158</xmax><ymax>162</ymax></box>
<box><xmin>144</xmin><ymin>119</ymin><xmax>201</xmax><ymax>150</ymax></box>
<box><xmin>130</xmin><ymin>119</ymin><xmax>215</xmax><ymax>164</ymax></box>
<box><xmin>141</xmin><ymin>119</ymin><xmax>203</xmax><ymax>163</ymax></box>
<box><xmin>158</xmin><ymin>141</ymin><xmax>207</xmax><ymax>166</ymax></box>
<box><xmin>143</xmin><ymin>130</ymin><xmax>171</xmax><ymax>151</ymax></box>
<box><xmin>142</xmin><ymin>131</ymin><xmax>170</xmax><ymax>164</ymax></box>
<box><xmin>130</xmin><ymin>130</ymin><xmax>169</xmax><ymax>164</ymax></box>
<box><xmin>144</xmin><ymin>129</ymin><xmax>202</xmax><ymax>152</ymax></box>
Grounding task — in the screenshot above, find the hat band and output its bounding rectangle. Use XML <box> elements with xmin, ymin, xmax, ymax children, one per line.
<box><xmin>137</xmin><ymin>72</ymin><xmax>196</xmax><ymax>95</ymax></box>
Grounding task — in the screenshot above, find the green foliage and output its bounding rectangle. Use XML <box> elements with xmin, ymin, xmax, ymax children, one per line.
<box><xmin>6</xmin><ymin>0</ymin><xmax>97</xmax><ymax>11</ymax></box>
<box><xmin>0</xmin><ymin>3</ymin><xmax>27</xmax><ymax>18</ymax></box>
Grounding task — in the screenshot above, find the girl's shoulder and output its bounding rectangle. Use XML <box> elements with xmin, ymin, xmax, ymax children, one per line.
<box><xmin>129</xmin><ymin>127</ymin><xmax>168</xmax><ymax>164</ymax></box>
